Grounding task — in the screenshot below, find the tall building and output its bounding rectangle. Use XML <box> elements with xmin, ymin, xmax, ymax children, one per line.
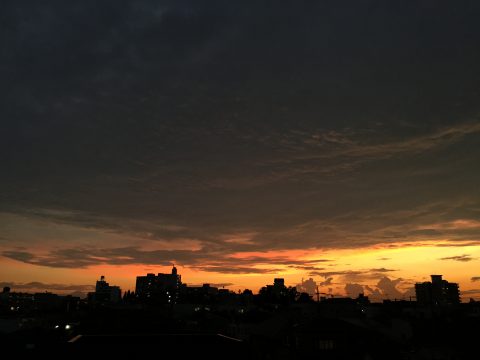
<box><xmin>88</xmin><ymin>275</ymin><xmax>121</xmax><ymax>304</ymax></box>
<box><xmin>415</xmin><ymin>275</ymin><xmax>460</xmax><ymax>306</ymax></box>
<box><xmin>135</xmin><ymin>266</ymin><xmax>182</xmax><ymax>303</ymax></box>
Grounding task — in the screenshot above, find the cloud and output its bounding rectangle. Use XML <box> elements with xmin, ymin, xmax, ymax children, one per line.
<box><xmin>3</xmin><ymin>246</ymin><xmax>329</xmax><ymax>274</ymax></box>
<box><xmin>253</xmin><ymin>122</ymin><xmax>480</xmax><ymax>190</ymax></box>
<box><xmin>225</xmin><ymin>257</ymin><xmax>331</xmax><ymax>267</ymax></box>
<box><xmin>186</xmin><ymin>283</ymin><xmax>234</xmax><ymax>288</ymax></box>
<box><xmin>1</xmin><ymin>250</ymin><xmax>35</xmax><ymax>262</ymax></box>
<box><xmin>460</xmin><ymin>289</ymin><xmax>480</xmax><ymax>296</ymax></box>
<box><xmin>422</xmin><ymin>219</ymin><xmax>480</xmax><ymax>230</ymax></box>
<box><xmin>291</xmin><ymin>265</ymin><xmax>325</xmax><ymax>271</ymax></box>
<box><xmin>311</xmin><ymin>270</ymin><xmax>412</xmax><ymax>300</ymax></box>
<box><xmin>363</xmin><ymin>277</ymin><xmax>414</xmax><ymax>301</ymax></box>
<box><xmin>314</xmin><ymin>268</ymin><xmax>397</xmax><ymax>284</ymax></box>
<box><xmin>345</xmin><ymin>283</ymin><xmax>364</xmax><ymax>297</ymax></box>
<box><xmin>369</xmin><ymin>268</ymin><xmax>397</xmax><ymax>273</ymax></box>
<box><xmin>364</xmin><ymin>285</ymin><xmax>381</xmax><ymax>299</ymax></box>
<box><xmin>2</xmin><ymin>1</ymin><xmax>480</xmax><ymax>284</ymax></box>
<box><xmin>376</xmin><ymin>277</ymin><xmax>404</xmax><ymax>299</ymax></box>
<box><xmin>319</xmin><ymin>277</ymin><xmax>333</xmax><ymax>287</ymax></box>
<box><xmin>439</xmin><ymin>254</ymin><xmax>474</xmax><ymax>262</ymax></box>
<box><xmin>471</xmin><ymin>277</ymin><xmax>480</xmax><ymax>282</ymax></box>
<box><xmin>2</xmin><ymin>247</ymin><xmax>208</xmax><ymax>268</ymax></box>
<box><xmin>190</xmin><ymin>266</ymin><xmax>281</xmax><ymax>274</ymax></box>
<box><xmin>433</xmin><ymin>242</ymin><xmax>480</xmax><ymax>247</ymax></box>
<box><xmin>0</xmin><ymin>281</ymin><xmax>94</xmax><ymax>293</ymax></box>
<box><xmin>295</xmin><ymin>278</ymin><xmax>317</xmax><ymax>296</ymax></box>
<box><xmin>308</xmin><ymin>271</ymin><xmax>326</xmax><ymax>277</ymax></box>
<box><xmin>316</xmin><ymin>270</ymin><xmax>364</xmax><ymax>278</ymax></box>
<box><xmin>1</xmin><ymin>239</ymin><xmax>337</xmax><ymax>273</ymax></box>
<box><xmin>342</xmin><ymin>122</ymin><xmax>480</xmax><ymax>160</ymax></box>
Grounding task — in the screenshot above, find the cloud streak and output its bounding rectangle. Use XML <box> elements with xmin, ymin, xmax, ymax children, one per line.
<box><xmin>0</xmin><ymin>281</ymin><xmax>94</xmax><ymax>293</ymax></box>
<box><xmin>439</xmin><ymin>254</ymin><xmax>474</xmax><ymax>262</ymax></box>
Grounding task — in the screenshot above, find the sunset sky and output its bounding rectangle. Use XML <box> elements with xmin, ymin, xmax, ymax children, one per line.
<box><xmin>2</xmin><ymin>1</ymin><xmax>480</xmax><ymax>301</ymax></box>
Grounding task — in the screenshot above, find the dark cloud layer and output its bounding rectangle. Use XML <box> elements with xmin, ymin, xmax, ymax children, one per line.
<box><xmin>2</xmin><ymin>1</ymin><xmax>480</xmax><ymax>270</ymax></box>
<box><xmin>2</xmin><ymin>247</ymin><xmax>202</xmax><ymax>268</ymax></box>
<box><xmin>1</xmin><ymin>246</ymin><xmax>330</xmax><ymax>273</ymax></box>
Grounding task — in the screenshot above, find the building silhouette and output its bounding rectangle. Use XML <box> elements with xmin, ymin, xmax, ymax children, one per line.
<box><xmin>415</xmin><ymin>274</ymin><xmax>460</xmax><ymax>306</ymax></box>
<box><xmin>261</xmin><ymin>278</ymin><xmax>287</xmax><ymax>297</ymax></box>
<box><xmin>88</xmin><ymin>275</ymin><xmax>121</xmax><ymax>304</ymax></box>
<box><xmin>258</xmin><ymin>278</ymin><xmax>297</xmax><ymax>304</ymax></box>
<box><xmin>178</xmin><ymin>283</ymin><xmax>221</xmax><ymax>304</ymax></box>
<box><xmin>135</xmin><ymin>266</ymin><xmax>181</xmax><ymax>303</ymax></box>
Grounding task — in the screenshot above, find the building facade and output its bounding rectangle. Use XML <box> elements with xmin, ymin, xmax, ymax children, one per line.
<box><xmin>415</xmin><ymin>275</ymin><xmax>460</xmax><ymax>305</ymax></box>
<box><xmin>135</xmin><ymin>266</ymin><xmax>182</xmax><ymax>303</ymax></box>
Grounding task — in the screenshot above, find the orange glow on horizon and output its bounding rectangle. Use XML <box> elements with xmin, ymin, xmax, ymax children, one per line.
<box><xmin>2</xmin><ymin>240</ymin><xmax>480</xmax><ymax>301</ymax></box>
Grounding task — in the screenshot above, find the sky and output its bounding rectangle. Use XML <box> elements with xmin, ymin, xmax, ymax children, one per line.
<box><xmin>2</xmin><ymin>1</ymin><xmax>480</xmax><ymax>300</ymax></box>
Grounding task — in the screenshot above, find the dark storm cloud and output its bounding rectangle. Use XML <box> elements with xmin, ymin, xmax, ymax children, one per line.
<box><xmin>2</xmin><ymin>247</ymin><xmax>209</xmax><ymax>268</ymax></box>
<box><xmin>2</xmin><ymin>1</ymin><xmax>480</xmax><ymax>267</ymax></box>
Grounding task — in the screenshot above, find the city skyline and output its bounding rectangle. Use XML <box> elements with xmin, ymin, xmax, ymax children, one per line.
<box><xmin>0</xmin><ymin>259</ymin><xmax>474</xmax><ymax>303</ymax></box>
<box><xmin>2</xmin><ymin>2</ymin><xmax>480</xmax><ymax>302</ymax></box>
<box><xmin>0</xmin><ymin>267</ymin><xmax>463</xmax><ymax>307</ymax></box>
